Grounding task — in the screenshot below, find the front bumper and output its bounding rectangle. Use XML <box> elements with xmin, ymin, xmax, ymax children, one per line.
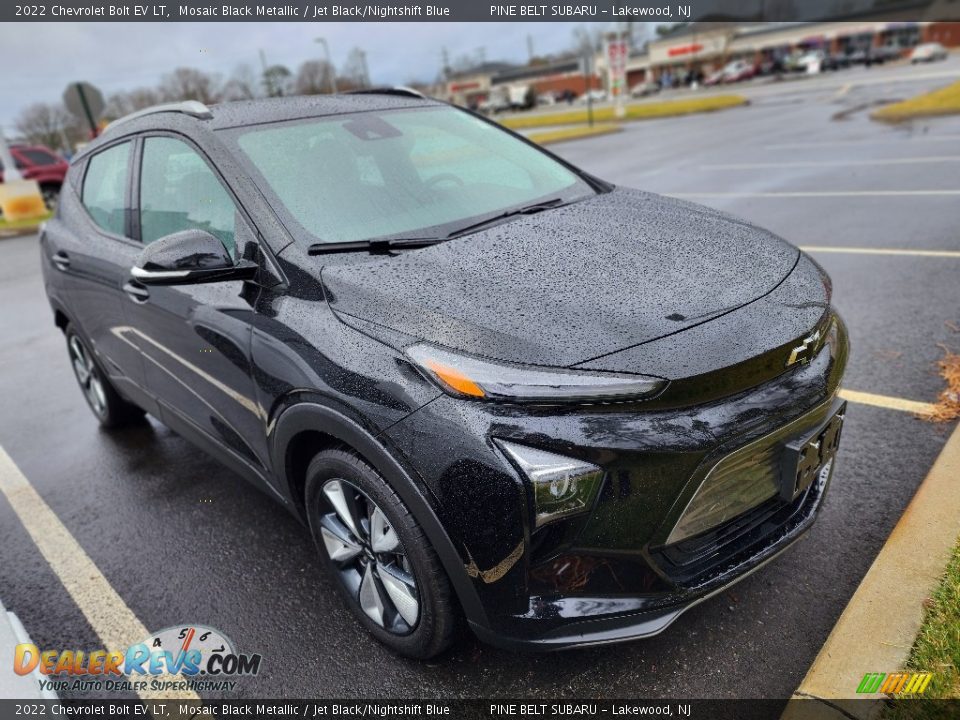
<box><xmin>382</xmin><ymin>313</ymin><xmax>848</xmax><ymax>650</ymax></box>
<box><xmin>472</xmin><ymin>398</ymin><xmax>843</xmax><ymax>651</ymax></box>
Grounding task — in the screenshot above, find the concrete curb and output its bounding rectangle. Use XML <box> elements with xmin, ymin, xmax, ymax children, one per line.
<box><xmin>0</xmin><ymin>225</ymin><xmax>43</xmax><ymax>239</ymax></box>
<box><xmin>782</xmin><ymin>420</ymin><xmax>960</xmax><ymax>720</ymax></box>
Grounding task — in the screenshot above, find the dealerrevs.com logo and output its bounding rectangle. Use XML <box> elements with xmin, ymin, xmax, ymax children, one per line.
<box><xmin>13</xmin><ymin>624</ymin><xmax>262</xmax><ymax>694</ymax></box>
<box><xmin>856</xmin><ymin>672</ymin><xmax>933</xmax><ymax>695</ymax></box>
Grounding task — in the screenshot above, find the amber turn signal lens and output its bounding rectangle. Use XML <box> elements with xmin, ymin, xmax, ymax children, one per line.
<box><xmin>424</xmin><ymin>360</ymin><xmax>486</xmax><ymax>398</ymax></box>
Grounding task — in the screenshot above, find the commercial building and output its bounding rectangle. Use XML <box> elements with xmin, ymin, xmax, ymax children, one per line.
<box><xmin>629</xmin><ymin>20</ymin><xmax>960</xmax><ymax>85</ymax></box>
<box><xmin>442</xmin><ymin>20</ymin><xmax>959</xmax><ymax>107</ymax></box>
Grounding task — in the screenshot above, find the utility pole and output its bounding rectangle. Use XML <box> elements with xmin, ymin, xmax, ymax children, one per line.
<box><xmin>527</xmin><ymin>34</ymin><xmax>534</xmax><ymax>62</ymax></box>
<box><xmin>359</xmin><ymin>50</ymin><xmax>371</xmax><ymax>88</ymax></box>
<box><xmin>575</xmin><ymin>28</ymin><xmax>595</xmax><ymax>128</ymax></box>
<box><xmin>441</xmin><ymin>46</ymin><xmax>450</xmax><ymax>78</ymax></box>
<box><xmin>259</xmin><ymin>49</ymin><xmax>274</xmax><ymax>97</ymax></box>
<box><xmin>315</xmin><ymin>37</ymin><xmax>338</xmax><ymax>94</ymax></box>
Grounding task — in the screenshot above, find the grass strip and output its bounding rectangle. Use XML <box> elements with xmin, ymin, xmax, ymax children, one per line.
<box><xmin>528</xmin><ymin>123</ymin><xmax>622</xmax><ymax>145</ymax></box>
<box><xmin>501</xmin><ymin>94</ymin><xmax>747</xmax><ymax>129</ymax></box>
<box><xmin>872</xmin><ymin>80</ymin><xmax>960</xmax><ymax>122</ymax></box>
<box><xmin>885</xmin><ymin>537</ymin><xmax>960</xmax><ymax>718</ymax></box>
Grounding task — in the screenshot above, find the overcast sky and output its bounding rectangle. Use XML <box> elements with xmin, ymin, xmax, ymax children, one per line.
<box><xmin>0</xmin><ymin>22</ymin><xmax>640</xmax><ymax>132</ymax></box>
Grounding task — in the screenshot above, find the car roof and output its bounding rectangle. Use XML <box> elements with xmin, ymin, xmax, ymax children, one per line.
<box><xmin>74</xmin><ymin>93</ymin><xmax>445</xmax><ymax>163</ymax></box>
<box><xmin>208</xmin><ymin>93</ymin><xmax>442</xmax><ymax>129</ymax></box>
<box><xmin>12</xmin><ymin>144</ymin><xmax>57</xmax><ymax>153</ymax></box>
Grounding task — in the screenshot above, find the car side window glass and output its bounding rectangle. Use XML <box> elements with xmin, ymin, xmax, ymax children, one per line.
<box><xmin>81</xmin><ymin>142</ymin><xmax>131</xmax><ymax>236</ymax></box>
<box><xmin>140</xmin><ymin>137</ymin><xmax>237</xmax><ymax>259</ymax></box>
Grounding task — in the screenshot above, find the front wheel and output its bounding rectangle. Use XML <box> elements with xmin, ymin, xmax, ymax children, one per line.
<box><xmin>305</xmin><ymin>448</ymin><xmax>459</xmax><ymax>659</ymax></box>
<box><xmin>65</xmin><ymin>324</ymin><xmax>144</xmax><ymax>428</ymax></box>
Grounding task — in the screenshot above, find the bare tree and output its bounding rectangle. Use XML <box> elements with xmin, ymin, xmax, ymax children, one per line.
<box><xmin>105</xmin><ymin>87</ymin><xmax>162</xmax><ymax>119</ymax></box>
<box><xmin>294</xmin><ymin>60</ymin><xmax>334</xmax><ymax>95</ymax></box>
<box><xmin>340</xmin><ymin>47</ymin><xmax>370</xmax><ymax>89</ymax></box>
<box><xmin>159</xmin><ymin>67</ymin><xmax>221</xmax><ymax>104</ymax></box>
<box><xmin>221</xmin><ymin>64</ymin><xmax>260</xmax><ymax>101</ymax></box>
<box><xmin>573</xmin><ymin>25</ymin><xmax>605</xmax><ymax>54</ymax></box>
<box><xmin>14</xmin><ymin>103</ymin><xmax>75</xmax><ymax>151</ymax></box>
<box><xmin>262</xmin><ymin>64</ymin><xmax>293</xmax><ymax>97</ymax></box>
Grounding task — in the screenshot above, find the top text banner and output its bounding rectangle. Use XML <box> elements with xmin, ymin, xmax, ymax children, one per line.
<box><xmin>7</xmin><ymin>0</ymin><xmax>960</xmax><ymax>22</ymax></box>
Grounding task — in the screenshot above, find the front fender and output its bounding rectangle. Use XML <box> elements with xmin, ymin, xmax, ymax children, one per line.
<box><xmin>269</xmin><ymin>400</ymin><xmax>490</xmax><ymax>629</ymax></box>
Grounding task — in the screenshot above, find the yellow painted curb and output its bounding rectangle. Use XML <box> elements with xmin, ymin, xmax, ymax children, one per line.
<box><xmin>782</xmin><ymin>421</ymin><xmax>960</xmax><ymax>719</ymax></box>
<box><xmin>528</xmin><ymin>124</ymin><xmax>622</xmax><ymax>146</ymax></box>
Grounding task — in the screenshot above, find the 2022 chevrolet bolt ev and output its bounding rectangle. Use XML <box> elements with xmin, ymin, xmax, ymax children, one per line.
<box><xmin>41</xmin><ymin>92</ymin><xmax>848</xmax><ymax>658</ymax></box>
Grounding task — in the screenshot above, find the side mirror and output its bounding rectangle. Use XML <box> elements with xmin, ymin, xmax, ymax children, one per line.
<box><xmin>131</xmin><ymin>229</ymin><xmax>258</xmax><ymax>286</ymax></box>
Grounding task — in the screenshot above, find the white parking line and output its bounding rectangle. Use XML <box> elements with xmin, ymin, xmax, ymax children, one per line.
<box><xmin>671</xmin><ymin>190</ymin><xmax>960</xmax><ymax>198</ymax></box>
<box><xmin>0</xmin><ymin>445</ymin><xmax>199</xmax><ymax>704</ymax></box>
<box><xmin>801</xmin><ymin>246</ymin><xmax>960</xmax><ymax>259</ymax></box>
<box><xmin>701</xmin><ymin>156</ymin><xmax>960</xmax><ymax>170</ymax></box>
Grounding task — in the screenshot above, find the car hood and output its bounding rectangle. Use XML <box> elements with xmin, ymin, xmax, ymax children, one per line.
<box><xmin>322</xmin><ymin>187</ymin><xmax>799</xmax><ymax>367</ymax></box>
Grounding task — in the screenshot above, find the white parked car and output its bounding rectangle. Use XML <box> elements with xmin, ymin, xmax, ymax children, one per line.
<box><xmin>796</xmin><ymin>50</ymin><xmax>826</xmax><ymax>74</ymax></box>
<box><xmin>577</xmin><ymin>89</ymin><xmax>608</xmax><ymax>104</ymax></box>
<box><xmin>910</xmin><ymin>43</ymin><xmax>948</xmax><ymax>63</ymax></box>
<box><xmin>630</xmin><ymin>81</ymin><xmax>660</xmax><ymax>98</ymax></box>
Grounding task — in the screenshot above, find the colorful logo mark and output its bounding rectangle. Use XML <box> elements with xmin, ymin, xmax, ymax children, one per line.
<box><xmin>857</xmin><ymin>672</ymin><xmax>933</xmax><ymax>695</ymax></box>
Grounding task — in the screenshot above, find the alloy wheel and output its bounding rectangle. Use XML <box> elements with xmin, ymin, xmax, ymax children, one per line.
<box><xmin>319</xmin><ymin>478</ymin><xmax>420</xmax><ymax>634</ymax></box>
<box><xmin>68</xmin><ymin>335</ymin><xmax>107</xmax><ymax>418</ymax></box>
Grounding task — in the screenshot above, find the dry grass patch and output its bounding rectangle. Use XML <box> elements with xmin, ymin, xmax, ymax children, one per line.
<box><xmin>918</xmin><ymin>349</ymin><xmax>960</xmax><ymax>423</ymax></box>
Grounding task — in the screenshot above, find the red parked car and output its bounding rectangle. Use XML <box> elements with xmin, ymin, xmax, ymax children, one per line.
<box><xmin>0</xmin><ymin>144</ymin><xmax>69</xmax><ymax>210</ymax></box>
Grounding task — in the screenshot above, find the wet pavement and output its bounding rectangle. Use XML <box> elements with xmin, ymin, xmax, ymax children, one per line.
<box><xmin>1</xmin><ymin>58</ymin><xmax>959</xmax><ymax>700</ymax></box>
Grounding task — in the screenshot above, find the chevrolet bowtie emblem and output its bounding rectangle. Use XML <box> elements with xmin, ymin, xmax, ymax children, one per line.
<box><xmin>787</xmin><ymin>330</ymin><xmax>821</xmax><ymax>367</ymax></box>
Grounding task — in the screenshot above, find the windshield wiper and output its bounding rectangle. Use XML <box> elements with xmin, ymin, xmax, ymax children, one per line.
<box><xmin>308</xmin><ymin>237</ymin><xmax>443</xmax><ymax>255</ymax></box>
<box><xmin>445</xmin><ymin>198</ymin><xmax>568</xmax><ymax>240</ymax></box>
<box><xmin>307</xmin><ymin>198</ymin><xmax>568</xmax><ymax>255</ymax></box>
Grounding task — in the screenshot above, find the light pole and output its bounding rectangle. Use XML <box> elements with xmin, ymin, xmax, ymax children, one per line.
<box><xmin>315</xmin><ymin>37</ymin><xmax>338</xmax><ymax>94</ymax></box>
<box><xmin>0</xmin><ymin>126</ymin><xmax>23</xmax><ymax>182</ymax></box>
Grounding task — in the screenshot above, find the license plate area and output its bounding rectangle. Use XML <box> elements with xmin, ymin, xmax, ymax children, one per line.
<box><xmin>779</xmin><ymin>401</ymin><xmax>846</xmax><ymax>502</ymax></box>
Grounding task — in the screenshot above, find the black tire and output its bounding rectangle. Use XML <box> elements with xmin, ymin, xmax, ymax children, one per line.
<box><xmin>65</xmin><ymin>323</ymin><xmax>145</xmax><ymax>429</ymax></box>
<box><xmin>305</xmin><ymin>448</ymin><xmax>459</xmax><ymax>659</ymax></box>
<box><xmin>41</xmin><ymin>184</ymin><xmax>61</xmax><ymax>212</ymax></box>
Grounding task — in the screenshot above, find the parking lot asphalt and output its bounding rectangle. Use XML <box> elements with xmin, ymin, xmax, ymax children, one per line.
<box><xmin>1</xmin><ymin>59</ymin><xmax>959</xmax><ymax>701</ymax></box>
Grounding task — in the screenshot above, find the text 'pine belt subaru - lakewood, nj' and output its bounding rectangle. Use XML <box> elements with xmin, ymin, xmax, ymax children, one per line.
<box><xmin>41</xmin><ymin>90</ymin><xmax>848</xmax><ymax>658</ymax></box>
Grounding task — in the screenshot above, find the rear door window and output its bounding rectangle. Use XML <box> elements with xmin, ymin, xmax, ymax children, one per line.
<box><xmin>81</xmin><ymin>142</ymin><xmax>131</xmax><ymax>236</ymax></box>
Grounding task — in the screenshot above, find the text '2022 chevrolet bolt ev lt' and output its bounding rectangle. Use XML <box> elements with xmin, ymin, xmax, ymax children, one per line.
<box><xmin>40</xmin><ymin>91</ymin><xmax>848</xmax><ymax>659</ymax></box>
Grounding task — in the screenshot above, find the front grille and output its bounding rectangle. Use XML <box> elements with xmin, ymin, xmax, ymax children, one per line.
<box><xmin>652</xmin><ymin>397</ymin><xmax>841</xmax><ymax>587</ymax></box>
<box><xmin>653</xmin><ymin>483</ymin><xmax>816</xmax><ymax>586</ymax></box>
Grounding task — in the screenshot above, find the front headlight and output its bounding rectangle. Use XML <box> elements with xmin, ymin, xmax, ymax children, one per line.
<box><xmin>495</xmin><ymin>440</ymin><xmax>604</xmax><ymax>528</ymax></box>
<box><xmin>405</xmin><ymin>343</ymin><xmax>667</xmax><ymax>404</ymax></box>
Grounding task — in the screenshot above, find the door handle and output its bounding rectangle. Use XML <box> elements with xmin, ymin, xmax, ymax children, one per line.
<box><xmin>52</xmin><ymin>251</ymin><xmax>71</xmax><ymax>271</ymax></box>
<box><xmin>123</xmin><ymin>280</ymin><xmax>150</xmax><ymax>303</ymax></box>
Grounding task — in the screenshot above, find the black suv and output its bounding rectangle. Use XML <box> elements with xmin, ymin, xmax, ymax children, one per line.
<box><xmin>41</xmin><ymin>92</ymin><xmax>848</xmax><ymax>658</ymax></box>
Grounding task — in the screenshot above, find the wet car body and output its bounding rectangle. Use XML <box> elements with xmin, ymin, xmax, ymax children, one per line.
<box><xmin>41</xmin><ymin>93</ymin><xmax>848</xmax><ymax>652</ymax></box>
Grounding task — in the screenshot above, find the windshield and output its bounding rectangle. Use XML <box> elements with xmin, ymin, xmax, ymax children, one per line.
<box><xmin>226</xmin><ymin>106</ymin><xmax>594</xmax><ymax>245</ymax></box>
